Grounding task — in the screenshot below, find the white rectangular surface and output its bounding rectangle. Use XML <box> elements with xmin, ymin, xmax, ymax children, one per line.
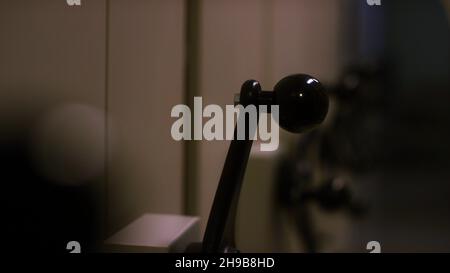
<box><xmin>105</xmin><ymin>213</ymin><xmax>200</xmax><ymax>253</ymax></box>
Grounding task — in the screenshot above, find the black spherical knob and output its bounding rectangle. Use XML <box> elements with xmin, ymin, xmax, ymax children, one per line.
<box><xmin>273</xmin><ymin>74</ymin><xmax>329</xmax><ymax>133</ymax></box>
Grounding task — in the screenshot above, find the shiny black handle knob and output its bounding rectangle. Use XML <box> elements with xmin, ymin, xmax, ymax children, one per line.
<box><xmin>236</xmin><ymin>74</ymin><xmax>329</xmax><ymax>133</ymax></box>
<box><xmin>274</xmin><ymin>74</ymin><xmax>329</xmax><ymax>133</ymax></box>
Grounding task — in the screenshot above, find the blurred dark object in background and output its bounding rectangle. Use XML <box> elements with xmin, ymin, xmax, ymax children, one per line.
<box><xmin>381</xmin><ymin>0</ymin><xmax>450</xmax><ymax>171</ymax></box>
<box><xmin>349</xmin><ymin>0</ymin><xmax>450</xmax><ymax>252</ymax></box>
<box><xmin>276</xmin><ymin>63</ymin><xmax>383</xmax><ymax>252</ymax></box>
<box><xmin>0</xmin><ymin>106</ymin><xmax>102</xmax><ymax>253</ymax></box>
<box><xmin>277</xmin><ymin>0</ymin><xmax>450</xmax><ymax>252</ymax></box>
<box><xmin>322</xmin><ymin>63</ymin><xmax>388</xmax><ymax>172</ymax></box>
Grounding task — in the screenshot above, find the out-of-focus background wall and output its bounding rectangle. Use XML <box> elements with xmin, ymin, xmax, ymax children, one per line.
<box><xmin>0</xmin><ymin>0</ymin><xmax>449</xmax><ymax>252</ymax></box>
<box><xmin>0</xmin><ymin>0</ymin><xmax>185</xmax><ymax>248</ymax></box>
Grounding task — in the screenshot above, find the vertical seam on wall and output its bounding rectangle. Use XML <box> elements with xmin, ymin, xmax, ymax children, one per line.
<box><xmin>262</xmin><ymin>0</ymin><xmax>274</xmax><ymax>86</ymax></box>
<box><xmin>183</xmin><ymin>0</ymin><xmax>201</xmax><ymax>215</ymax></box>
<box><xmin>104</xmin><ymin>0</ymin><xmax>110</xmax><ymax>238</ymax></box>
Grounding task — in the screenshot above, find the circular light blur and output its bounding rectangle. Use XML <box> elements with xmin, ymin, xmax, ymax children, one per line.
<box><xmin>31</xmin><ymin>103</ymin><xmax>106</xmax><ymax>186</ymax></box>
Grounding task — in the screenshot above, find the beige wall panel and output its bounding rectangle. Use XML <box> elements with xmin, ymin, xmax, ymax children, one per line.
<box><xmin>0</xmin><ymin>0</ymin><xmax>106</xmax><ymax>120</ymax></box>
<box><xmin>107</xmin><ymin>0</ymin><xmax>185</xmax><ymax>232</ymax></box>
<box><xmin>272</xmin><ymin>0</ymin><xmax>342</xmax><ymax>84</ymax></box>
<box><xmin>198</xmin><ymin>0</ymin><xmax>268</xmax><ymax>233</ymax></box>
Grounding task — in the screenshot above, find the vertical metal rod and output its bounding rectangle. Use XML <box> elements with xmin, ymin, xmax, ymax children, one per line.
<box><xmin>202</xmin><ymin>112</ymin><xmax>257</xmax><ymax>253</ymax></box>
